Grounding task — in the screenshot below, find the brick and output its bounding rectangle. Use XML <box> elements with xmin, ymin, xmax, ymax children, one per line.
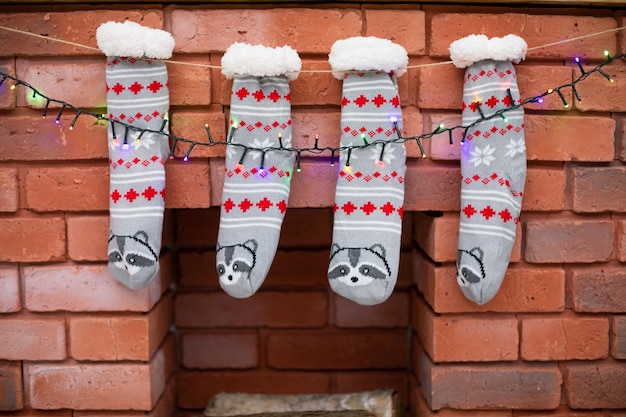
<box><xmin>420</xmin><ymin>352</ymin><xmax>562</xmax><ymax>410</ymax></box>
<box><xmin>279</xmin><ymin>208</ymin><xmax>334</xmax><ymax>248</ymax></box>
<box><xmin>423</xmin><ymin>113</ymin><xmax>463</xmax><ymax>159</ymax></box>
<box><xmin>611</xmin><ymin>315</ymin><xmax>626</xmax><ymax>359</ymax></box>
<box><xmin>430</xmin><ymin>14</ymin><xmax>616</xmax><ymax>60</ymax></box>
<box><xmin>412</xmin><ymin>388</ymin><xmax>512</xmax><ymax>417</ymax></box>
<box><xmin>514</xmin><ymin>407</ymin><xmax>604</xmax><ymax>417</ymax></box>
<box><xmin>516</xmin><ymin>66</ymin><xmax>575</xmax><ymax>112</ymax></box>
<box><xmin>175</xmin><ymin>291</ymin><xmax>327</xmax><ymax>328</ymax></box>
<box><xmin>0</xmin><ymin>265</ymin><xmax>20</xmax><ymax>313</ymax></box>
<box><xmin>520</xmin><ymin>313</ymin><xmax>609</xmax><ymax>360</ymax></box>
<box><xmin>290</xmin><ymin>60</ymin><xmax>343</xmax><ymax>106</ymax></box>
<box><xmin>170</xmin><ymin>110</ymin><xmax>225</xmax><ymax>158</ymax></box>
<box><xmin>523</xmin><ymin>166</ymin><xmax>566</xmax><ymax>211</ymax></box>
<box><xmin>181</xmin><ymin>331</ymin><xmax>258</xmax><ymax>369</ymax></box>
<box><xmin>563</xmin><ymin>361</ymin><xmax>626</xmax><ymax>409</ymax></box>
<box><xmin>168</xmin><ymin>54</ymin><xmax>212</xmax><ymax>106</ymax></box>
<box><xmin>0</xmin><ymin>58</ymin><xmax>16</xmax><ymax>109</ymax></box>
<box><xmin>265</xmin><ymin>250</ymin><xmax>329</xmax><ymax>290</ymax></box>
<box><xmin>525</xmin><ymin>115</ymin><xmax>615</xmax><ymax>162</ymax></box>
<box><xmin>67</xmin><ymin>215</ymin><xmax>108</xmax><ymax>261</ymax></box>
<box><xmin>618</xmin><ymin>218</ymin><xmax>626</xmax><ymax>262</ymax></box>
<box><xmin>0</xmin><ymin>113</ymin><xmax>108</xmax><ymax>161</ymax></box>
<box><xmin>28</xmin><ymin>346</ymin><xmax>168</xmax><ymax>410</ymax></box>
<box><xmin>0</xmin><ymin>166</ymin><xmax>18</xmax><ymax>211</ymax></box>
<box><xmin>24</xmin><ymin>165</ymin><xmax>108</xmax><ymax>211</ymax></box>
<box><xmin>69</xmin><ymin>294</ymin><xmax>172</xmax><ymax>361</ymax></box>
<box><xmin>413</xmin><ymin>211</ymin><xmax>521</xmax><ymax>263</ymax></box>
<box><xmin>575</xmin><ymin>66</ymin><xmax>626</xmax><ymax>112</ymax></box>
<box><xmin>0</xmin><ymin>11</ymin><xmax>163</xmax><ymax>57</ymax></box>
<box><xmin>426</xmin><ymin>113</ymin><xmax>612</xmax><ymax>164</ymax></box>
<box><xmin>572</xmin><ymin>166</ymin><xmax>626</xmax><ymax>212</ymax></box>
<box><xmin>171</xmin><ymin>9</ymin><xmax>361</xmax><ymax>54</ymax></box>
<box><xmin>23</xmin><ymin>264</ymin><xmax>162</xmax><ymax>312</ymax></box>
<box><xmin>288</xmin><ymin>160</ymin><xmax>337</xmax><ymax>208</ymax></box>
<box><xmin>333</xmin><ymin>371</ymin><xmax>408</xmax><ymax>406</ymax></box>
<box><xmin>175</xmin><ymin>207</ymin><xmax>220</xmax><ymax>247</ymax></box>
<box><xmin>413</xmin><ymin>295</ymin><xmax>518</xmax><ymax>362</ymax></box>
<box><xmin>335</xmin><ymin>292</ymin><xmax>409</xmax><ymax>328</ymax></box>
<box><xmin>404</xmin><ymin>160</ymin><xmax>460</xmax><ymax>211</ymax></box>
<box><xmin>568</xmin><ymin>265</ymin><xmax>626</xmax><ymax>312</ymax></box>
<box><xmin>16</xmin><ymin>59</ymin><xmax>105</xmax><ymax>109</ymax></box>
<box><xmin>3</xmin><ymin>409</ymin><xmax>72</xmax><ymax>417</ymax></box>
<box><xmin>417</xmin><ymin>64</ymin><xmax>462</xmax><ymax>110</ymax></box>
<box><xmin>414</xmin><ymin>252</ymin><xmax>565</xmax><ymax>314</ymax></box>
<box><xmin>0</xmin><ymin>217</ymin><xmax>66</xmax><ymax>262</ymax></box>
<box><xmin>0</xmin><ymin>361</ymin><xmax>23</xmax><ymax>411</ymax></box>
<box><xmin>291</xmin><ymin>109</ymin><xmax>341</xmax><ymax>151</ymax></box>
<box><xmin>524</xmin><ymin>215</ymin><xmax>614</xmax><ymax>263</ymax></box>
<box><xmin>364</xmin><ymin>9</ymin><xmax>425</xmax><ymax>55</ymax></box>
<box><xmin>621</xmin><ymin>119</ymin><xmax>626</xmax><ymax>163</ymax></box>
<box><xmin>0</xmin><ymin>315</ymin><xmax>66</xmax><ymax>360</ymax></box>
<box><xmin>178</xmin><ymin>250</ymin><xmax>219</xmax><ymax>288</ymax></box>
<box><xmin>177</xmin><ymin>370</ymin><xmax>330</xmax><ymax>409</ymax></box>
<box><xmin>267</xmin><ymin>330</ymin><xmax>407</xmax><ymax>370</ymax></box>
<box><xmin>165</xmin><ymin>160</ymin><xmax>211</xmax><ymax>208</ymax></box>
<box><xmin>402</xmin><ymin>107</ymin><xmax>425</xmax><ymax>159</ymax></box>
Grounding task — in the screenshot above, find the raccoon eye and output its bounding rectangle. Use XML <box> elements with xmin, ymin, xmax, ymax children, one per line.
<box><xmin>339</xmin><ymin>267</ymin><xmax>348</xmax><ymax>275</ymax></box>
<box><xmin>114</xmin><ymin>253</ymin><xmax>122</xmax><ymax>261</ymax></box>
<box><xmin>217</xmin><ymin>265</ymin><xmax>225</xmax><ymax>275</ymax></box>
<box><xmin>128</xmin><ymin>256</ymin><xmax>136</xmax><ymax>264</ymax></box>
<box><xmin>362</xmin><ymin>267</ymin><xmax>370</xmax><ymax>274</ymax></box>
<box><xmin>233</xmin><ymin>264</ymin><xmax>239</xmax><ymax>271</ymax></box>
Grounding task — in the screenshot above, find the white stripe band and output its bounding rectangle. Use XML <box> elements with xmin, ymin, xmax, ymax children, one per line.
<box><xmin>460</xmin><ymin>222</ymin><xmax>516</xmax><ymax>237</ymax></box>
<box><xmin>462</xmin><ymin>189</ymin><xmax>521</xmax><ymax>210</ymax></box>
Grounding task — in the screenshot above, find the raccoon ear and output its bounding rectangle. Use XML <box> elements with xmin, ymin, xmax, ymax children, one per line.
<box><xmin>469</xmin><ymin>247</ymin><xmax>484</xmax><ymax>261</ymax></box>
<box><xmin>242</xmin><ymin>239</ymin><xmax>258</xmax><ymax>253</ymax></box>
<box><xmin>330</xmin><ymin>243</ymin><xmax>341</xmax><ymax>256</ymax></box>
<box><xmin>108</xmin><ymin>231</ymin><xmax>115</xmax><ymax>243</ymax></box>
<box><xmin>133</xmin><ymin>231</ymin><xmax>150</xmax><ymax>244</ymax></box>
<box><xmin>216</xmin><ymin>241</ymin><xmax>222</xmax><ymax>251</ymax></box>
<box><xmin>369</xmin><ymin>244</ymin><xmax>387</xmax><ymax>259</ymax></box>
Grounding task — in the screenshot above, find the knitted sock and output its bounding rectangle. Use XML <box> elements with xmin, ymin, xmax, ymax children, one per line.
<box><xmin>450</xmin><ymin>34</ymin><xmax>528</xmax><ymax>305</ymax></box>
<box><xmin>327</xmin><ymin>37</ymin><xmax>408</xmax><ymax>306</ymax></box>
<box><xmin>217</xmin><ymin>43</ymin><xmax>301</xmax><ymax>298</ymax></box>
<box><xmin>97</xmin><ymin>21</ymin><xmax>175</xmax><ymax>290</ymax></box>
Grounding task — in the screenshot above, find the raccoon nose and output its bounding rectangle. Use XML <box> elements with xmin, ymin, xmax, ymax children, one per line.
<box><xmin>228</xmin><ymin>275</ymin><xmax>233</xmax><ymax>281</ymax></box>
<box><xmin>351</xmin><ymin>276</ymin><xmax>359</xmax><ymax>283</ymax></box>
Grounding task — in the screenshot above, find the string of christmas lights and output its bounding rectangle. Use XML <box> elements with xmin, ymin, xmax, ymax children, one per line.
<box><xmin>0</xmin><ymin>51</ymin><xmax>622</xmax><ymax>169</ymax></box>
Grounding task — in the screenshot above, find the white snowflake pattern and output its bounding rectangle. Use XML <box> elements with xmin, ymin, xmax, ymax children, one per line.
<box><xmin>133</xmin><ymin>133</ymin><xmax>156</xmax><ymax>151</ymax></box>
<box><xmin>369</xmin><ymin>144</ymin><xmax>397</xmax><ymax>165</ymax></box>
<box><xmin>504</xmin><ymin>138</ymin><xmax>525</xmax><ymax>158</ymax></box>
<box><xmin>468</xmin><ymin>144</ymin><xmax>496</xmax><ymax>167</ymax></box>
<box><xmin>250</xmin><ymin>137</ymin><xmax>272</xmax><ymax>160</ymax></box>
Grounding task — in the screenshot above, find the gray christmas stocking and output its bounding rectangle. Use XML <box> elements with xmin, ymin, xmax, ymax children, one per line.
<box><xmin>327</xmin><ymin>37</ymin><xmax>409</xmax><ymax>305</ymax></box>
<box><xmin>97</xmin><ymin>21</ymin><xmax>175</xmax><ymax>290</ymax></box>
<box><xmin>217</xmin><ymin>43</ymin><xmax>301</xmax><ymax>298</ymax></box>
<box><xmin>450</xmin><ymin>34</ymin><xmax>528</xmax><ymax>304</ymax></box>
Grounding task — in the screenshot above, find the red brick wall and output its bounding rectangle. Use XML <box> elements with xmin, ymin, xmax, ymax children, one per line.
<box><xmin>0</xmin><ymin>3</ymin><xmax>625</xmax><ymax>417</ymax></box>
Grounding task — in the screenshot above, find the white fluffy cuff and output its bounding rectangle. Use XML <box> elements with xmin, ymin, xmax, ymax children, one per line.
<box><xmin>96</xmin><ymin>21</ymin><xmax>175</xmax><ymax>59</ymax></box>
<box><xmin>221</xmin><ymin>43</ymin><xmax>302</xmax><ymax>81</ymax></box>
<box><xmin>328</xmin><ymin>36</ymin><xmax>408</xmax><ymax>79</ymax></box>
<box><xmin>449</xmin><ymin>34</ymin><xmax>527</xmax><ymax>68</ymax></box>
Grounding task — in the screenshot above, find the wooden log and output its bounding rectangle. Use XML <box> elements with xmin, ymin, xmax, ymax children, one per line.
<box><xmin>204</xmin><ymin>390</ymin><xmax>402</xmax><ymax>417</ymax></box>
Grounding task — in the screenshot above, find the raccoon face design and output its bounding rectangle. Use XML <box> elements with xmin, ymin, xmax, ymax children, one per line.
<box><xmin>328</xmin><ymin>243</ymin><xmax>391</xmax><ymax>287</ymax></box>
<box><xmin>108</xmin><ymin>231</ymin><xmax>158</xmax><ymax>276</ymax></box>
<box><xmin>457</xmin><ymin>247</ymin><xmax>486</xmax><ymax>286</ymax></box>
<box><xmin>216</xmin><ymin>239</ymin><xmax>258</xmax><ymax>287</ymax></box>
